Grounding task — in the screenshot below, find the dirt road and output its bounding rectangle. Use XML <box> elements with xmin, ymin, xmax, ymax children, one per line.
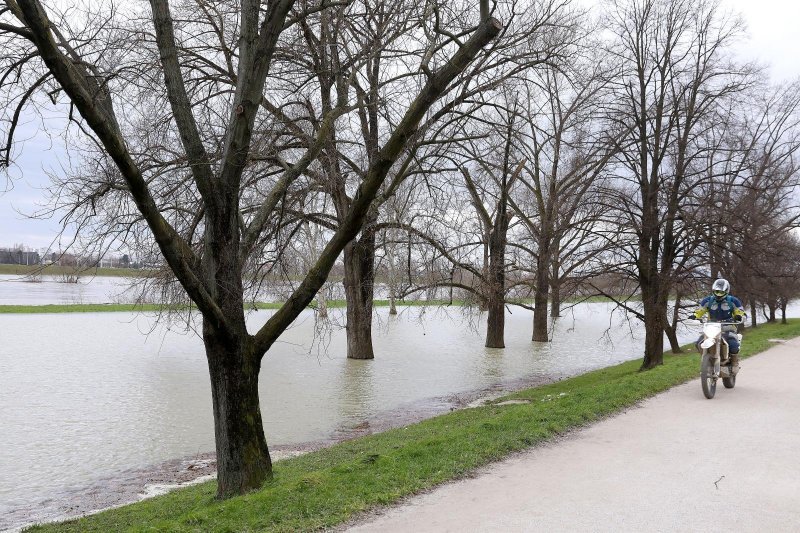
<box><xmin>347</xmin><ymin>337</ymin><xmax>800</xmax><ymax>532</ymax></box>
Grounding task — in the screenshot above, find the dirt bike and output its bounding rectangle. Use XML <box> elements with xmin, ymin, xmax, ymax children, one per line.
<box><xmin>696</xmin><ymin>320</ymin><xmax>742</xmax><ymax>399</ymax></box>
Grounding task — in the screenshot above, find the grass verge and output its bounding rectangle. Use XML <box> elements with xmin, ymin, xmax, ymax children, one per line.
<box><xmin>27</xmin><ymin>320</ymin><xmax>800</xmax><ymax>532</ymax></box>
<box><xmin>0</xmin><ymin>300</ymin><xmax>462</xmax><ymax>314</ymax></box>
<box><xmin>0</xmin><ymin>303</ymin><xmax>287</xmax><ymax>314</ymax></box>
<box><xmin>0</xmin><ymin>303</ymin><xmax>166</xmax><ymax>314</ymax></box>
<box><xmin>0</xmin><ymin>264</ymin><xmax>146</xmax><ymax>277</ymax></box>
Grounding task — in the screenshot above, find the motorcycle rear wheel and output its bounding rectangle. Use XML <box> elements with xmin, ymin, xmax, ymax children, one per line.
<box><xmin>701</xmin><ymin>353</ymin><xmax>717</xmax><ymax>399</ymax></box>
<box><xmin>722</xmin><ymin>375</ymin><xmax>736</xmax><ymax>389</ymax></box>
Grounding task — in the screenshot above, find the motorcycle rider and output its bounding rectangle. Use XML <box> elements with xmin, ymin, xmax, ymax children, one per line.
<box><xmin>692</xmin><ymin>278</ymin><xmax>745</xmax><ymax>373</ymax></box>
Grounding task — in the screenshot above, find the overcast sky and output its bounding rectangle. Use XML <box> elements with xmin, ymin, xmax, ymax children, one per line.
<box><xmin>1</xmin><ymin>0</ymin><xmax>799</xmax><ymax>250</ymax></box>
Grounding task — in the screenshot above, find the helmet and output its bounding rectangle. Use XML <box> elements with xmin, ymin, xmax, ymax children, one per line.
<box><xmin>712</xmin><ymin>278</ymin><xmax>730</xmax><ymax>300</ymax></box>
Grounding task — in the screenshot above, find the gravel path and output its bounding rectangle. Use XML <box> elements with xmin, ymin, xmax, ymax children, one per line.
<box><xmin>347</xmin><ymin>337</ymin><xmax>800</xmax><ymax>532</ymax></box>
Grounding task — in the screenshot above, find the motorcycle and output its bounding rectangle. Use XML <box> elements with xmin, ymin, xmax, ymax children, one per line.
<box><xmin>695</xmin><ymin>319</ymin><xmax>743</xmax><ymax>399</ymax></box>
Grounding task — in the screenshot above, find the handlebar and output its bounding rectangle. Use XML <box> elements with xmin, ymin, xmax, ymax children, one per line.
<box><xmin>685</xmin><ymin>318</ymin><xmax>742</xmax><ymax>326</ymax></box>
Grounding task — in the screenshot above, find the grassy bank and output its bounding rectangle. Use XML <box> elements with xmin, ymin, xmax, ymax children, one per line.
<box><xmin>0</xmin><ymin>303</ymin><xmax>166</xmax><ymax>314</ymax></box>
<box><xmin>26</xmin><ymin>319</ymin><xmax>800</xmax><ymax>532</ymax></box>
<box><xmin>0</xmin><ymin>264</ymin><xmax>146</xmax><ymax>277</ymax></box>
<box><xmin>0</xmin><ymin>300</ymin><xmax>461</xmax><ymax>314</ymax></box>
<box><xmin>0</xmin><ymin>303</ymin><xmax>286</xmax><ymax>314</ymax></box>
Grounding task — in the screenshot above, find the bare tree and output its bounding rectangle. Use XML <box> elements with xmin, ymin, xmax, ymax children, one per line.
<box><xmin>294</xmin><ymin>0</ymin><xmax>579</xmax><ymax>358</ymax></box>
<box><xmin>603</xmin><ymin>0</ymin><xmax>749</xmax><ymax>368</ymax></box>
<box><xmin>700</xmin><ymin>81</ymin><xmax>800</xmax><ymax>327</ymax></box>
<box><xmin>509</xmin><ymin>44</ymin><xmax>619</xmax><ymax>341</ymax></box>
<box><xmin>0</xmin><ymin>0</ymin><xmax>502</xmax><ymax>497</ymax></box>
<box><xmin>455</xmin><ymin>100</ymin><xmax>523</xmax><ymax>347</ymax></box>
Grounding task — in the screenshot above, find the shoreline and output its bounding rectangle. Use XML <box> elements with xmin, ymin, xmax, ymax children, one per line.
<box><xmin>4</xmin><ymin>373</ymin><xmax>557</xmax><ymax>532</ymax></box>
<box><xmin>16</xmin><ymin>321</ymin><xmax>800</xmax><ymax>532</ymax></box>
<box><xmin>0</xmin><ymin>297</ymin><xmax>631</xmax><ymax>314</ymax></box>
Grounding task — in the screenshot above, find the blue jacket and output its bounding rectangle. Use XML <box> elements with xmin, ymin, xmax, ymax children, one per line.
<box><xmin>694</xmin><ymin>295</ymin><xmax>745</xmax><ymax>322</ymax></box>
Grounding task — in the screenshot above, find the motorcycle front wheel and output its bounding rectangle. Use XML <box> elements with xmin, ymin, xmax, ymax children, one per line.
<box><xmin>701</xmin><ymin>353</ymin><xmax>717</xmax><ymax>399</ymax></box>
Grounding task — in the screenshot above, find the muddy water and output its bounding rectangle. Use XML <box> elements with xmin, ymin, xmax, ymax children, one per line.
<box><xmin>0</xmin><ymin>303</ymin><xmax>706</xmax><ymax>530</ymax></box>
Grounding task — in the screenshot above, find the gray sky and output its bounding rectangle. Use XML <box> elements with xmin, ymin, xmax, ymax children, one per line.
<box><xmin>1</xmin><ymin>0</ymin><xmax>799</xmax><ymax>250</ymax></box>
<box><xmin>1</xmin><ymin>112</ymin><xmax>69</xmax><ymax>250</ymax></box>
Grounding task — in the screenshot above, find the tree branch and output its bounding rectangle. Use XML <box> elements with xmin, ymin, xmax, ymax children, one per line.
<box><xmin>252</xmin><ymin>16</ymin><xmax>504</xmax><ymax>356</ymax></box>
<box><xmin>148</xmin><ymin>0</ymin><xmax>217</xmax><ymax>204</ymax></box>
<box><xmin>14</xmin><ymin>0</ymin><xmax>231</xmax><ymax>335</ymax></box>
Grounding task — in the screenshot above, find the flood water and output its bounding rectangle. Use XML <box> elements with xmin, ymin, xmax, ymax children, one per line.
<box><xmin>0</xmin><ymin>274</ymin><xmax>134</xmax><ymax>305</ymax></box>
<box><xmin>1</xmin><ymin>277</ymin><xmax>791</xmax><ymax>530</ymax></box>
<box><xmin>0</xmin><ymin>273</ymin><xmax>384</xmax><ymax>305</ymax></box>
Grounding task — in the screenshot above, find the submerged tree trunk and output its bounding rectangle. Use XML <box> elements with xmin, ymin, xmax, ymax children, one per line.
<box><xmin>485</xmin><ymin>220</ymin><xmax>508</xmax><ymax>348</ymax></box>
<box><xmin>485</xmin><ymin>295</ymin><xmax>505</xmax><ymax>347</ymax></box>
<box><xmin>387</xmin><ymin>243</ymin><xmax>398</xmax><ymax>315</ymax></box>
<box><xmin>343</xmin><ymin>226</ymin><xmax>376</xmax><ymax>359</ymax></box>
<box><xmin>532</xmin><ymin>252</ymin><xmax>550</xmax><ymax>342</ymax></box>
<box><xmin>550</xmin><ymin>248</ymin><xmax>561</xmax><ymax>318</ymax></box>
<box><xmin>204</xmin><ymin>326</ymin><xmax>272</xmax><ymax>499</ymax></box>
<box><xmin>549</xmin><ymin>283</ymin><xmax>561</xmax><ymax>318</ymax></box>
<box><xmin>316</xmin><ymin>292</ymin><xmax>328</xmax><ymax>319</ymax></box>
<box><xmin>532</xmin><ymin>207</ymin><xmax>553</xmax><ymax>340</ymax></box>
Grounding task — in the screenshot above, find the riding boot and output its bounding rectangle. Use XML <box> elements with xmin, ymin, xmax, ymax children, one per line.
<box><xmin>730</xmin><ymin>352</ymin><xmax>740</xmax><ymax>375</ymax></box>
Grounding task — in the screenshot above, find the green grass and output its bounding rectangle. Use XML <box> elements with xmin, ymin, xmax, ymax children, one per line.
<box><xmin>0</xmin><ymin>304</ymin><xmax>168</xmax><ymax>314</ymax></box>
<box><xmin>25</xmin><ymin>319</ymin><xmax>800</xmax><ymax>532</ymax></box>
<box><xmin>0</xmin><ymin>300</ymin><xmax>464</xmax><ymax>314</ymax></box>
<box><xmin>0</xmin><ymin>302</ymin><xmax>298</xmax><ymax>314</ymax></box>
<box><xmin>0</xmin><ymin>264</ymin><xmax>147</xmax><ymax>277</ymax></box>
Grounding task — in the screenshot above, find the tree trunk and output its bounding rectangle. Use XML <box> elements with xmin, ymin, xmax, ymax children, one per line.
<box><xmin>386</xmin><ymin>238</ymin><xmax>399</xmax><ymax>315</ymax></box>
<box><xmin>204</xmin><ymin>327</ymin><xmax>272</xmax><ymax>499</ymax></box>
<box><xmin>485</xmin><ymin>296</ymin><xmax>505</xmax><ymax>348</ymax></box>
<box><xmin>640</xmin><ymin>271</ymin><xmax>666</xmax><ymax>369</ymax></box>
<box><xmin>664</xmin><ymin>322</ymin><xmax>681</xmax><ymax>354</ymax></box>
<box><xmin>343</xmin><ymin>229</ymin><xmax>376</xmax><ymax>360</ymax></box>
<box><xmin>767</xmin><ymin>302</ymin><xmax>776</xmax><ymax>323</ymax></box>
<box><xmin>550</xmin><ymin>282</ymin><xmax>561</xmax><ymax>318</ymax></box>
<box><xmin>750</xmin><ymin>300</ymin><xmax>758</xmax><ymax>328</ymax></box>
<box><xmin>641</xmin><ymin>301</ymin><xmax>665</xmax><ymax>369</ymax></box>
<box><xmin>388</xmin><ymin>259</ymin><xmax>398</xmax><ymax>315</ymax></box>
<box><xmin>201</xmin><ymin>182</ymin><xmax>271</xmax><ymax>498</ymax></box>
<box><xmin>316</xmin><ymin>291</ymin><xmax>328</xmax><ymax>319</ymax></box>
<box><xmin>485</xmin><ymin>215</ymin><xmax>509</xmax><ymax>348</ymax></box>
<box><xmin>532</xmin><ymin>258</ymin><xmax>549</xmax><ymax>342</ymax></box>
<box><xmin>485</xmin><ymin>256</ymin><xmax>506</xmax><ymax>349</ymax></box>
<box><xmin>550</xmin><ymin>253</ymin><xmax>561</xmax><ymax>317</ymax></box>
<box><xmin>532</xmin><ymin>229</ymin><xmax>552</xmax><ymax>341</ymax></box>
<box><xmin>781</xmin><ymin>300</ymin><xmax>788</xmax><ymax>324</ymax></box>
<box><xmin>664</xmin><ymin>295</ymin><xmax>683</xmax><ymax>353</ymax></box>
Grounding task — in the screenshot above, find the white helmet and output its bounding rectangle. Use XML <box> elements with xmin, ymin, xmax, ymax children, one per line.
<box><xmin>712</xmin><ymin>278</ymin><xmax>730</xmax><ymax>300</ymax></box>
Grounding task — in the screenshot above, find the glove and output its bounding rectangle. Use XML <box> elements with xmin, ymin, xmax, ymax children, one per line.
<box><xmin>734</xmin><ymin>315</ymin><xmax>743</xmax><ymax>322</ymax></box>
<box><xmin>687</xmin><ymin>314</ymin><xmax>698</xmax><ymax>321</ymax></box>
